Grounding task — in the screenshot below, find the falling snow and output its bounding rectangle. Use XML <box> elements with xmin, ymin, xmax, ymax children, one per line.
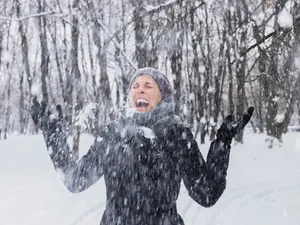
<box><xmin>277</xmin><ymin>8</ymin><xmax>293</xmax><ymax>28</ymax></box>
<box><xmin>1</xmin><ymin>133</ymin><xmax>300</xmax><ymax>225</ymax></box>
<box><xmin>137</xmin><ymin>126</ymin><xmax>157</xmax><ymax>141</ymax></box>
<box><xmin>275</xmin><ymin>114</ymin><xmax>285</xmax><ymax>123</ymax></box>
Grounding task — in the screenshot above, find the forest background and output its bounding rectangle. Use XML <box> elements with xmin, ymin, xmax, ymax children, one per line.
<box><xmin>0</xmin><ymin>0</ymin><xmax>300</xmax><ymax>154</ymax></box>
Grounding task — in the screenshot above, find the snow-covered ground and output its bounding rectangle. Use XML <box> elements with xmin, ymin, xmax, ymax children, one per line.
<box><xmin>1</xmin><ymin>132</ymin><xmax>300</xmax><ymax>225</ymax></box>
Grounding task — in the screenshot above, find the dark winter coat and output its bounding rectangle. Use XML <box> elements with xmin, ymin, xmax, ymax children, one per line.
<box><xmin>43</xmin><ymin>98</ymin><xmax>230</xmax><ymax>225</ymax></box>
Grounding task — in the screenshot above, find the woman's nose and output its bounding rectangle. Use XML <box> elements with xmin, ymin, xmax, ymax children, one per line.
<box><xmin>137</xmin><ymin>86</ymin><xmax>145</xmax><ymax>94</ymax></box>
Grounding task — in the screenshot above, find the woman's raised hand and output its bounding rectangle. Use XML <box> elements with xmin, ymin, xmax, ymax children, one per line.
<box><xmin>216</xmin><ymin>106</ymin><xmax>254</xmax><ymax>145</ymax></box>
<box><xmin>30</xmin><ymin>96</ymin><xmax>63</xmax><ymax>133</ymax></box>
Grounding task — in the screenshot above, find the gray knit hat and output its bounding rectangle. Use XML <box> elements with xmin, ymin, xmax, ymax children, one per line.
<box><xmin>128</xmin><ymin>67</ymin><xmax>173</xmax><ymax>100</ymax></box>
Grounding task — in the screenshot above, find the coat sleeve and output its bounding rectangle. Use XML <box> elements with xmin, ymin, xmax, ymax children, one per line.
<box><xmin>43</xmin><ymin>128</ymin><xmax>107</xmax><ymax>193</ymax></box>
<box><xmin>175</xmin><ymin>125</ymin><xmax>230</xmax><ymax>207</ymax></box>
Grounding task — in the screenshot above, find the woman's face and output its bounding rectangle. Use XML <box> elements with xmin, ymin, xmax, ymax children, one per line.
<box><xmin>129</xmin><ymin>75</ymin><xmax>162</xmax><ymax>112</ymax></box>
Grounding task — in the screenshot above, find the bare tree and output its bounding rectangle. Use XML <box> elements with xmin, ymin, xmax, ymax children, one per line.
<box><xmin>0</xmin><ymin>0</ymin><xmax>300</xmax><ymax>149</ymax></box>
<box><xmin>70</xmin><ymin>0</ymin><xmax>82</xmax><ymax>160</ymax></box>
<box><xmin>234</xmin><ymin>0</ymin><xmax>249</xmax><ymax>143</ymax></box>
<box><xmin>15</xmin><ymin>0</ymin><xmax>32</xmax><ymax>133</ymax></box>
<box><xmin>36</xmin><ymin>0</ymin><xmax>49</xmax><ymax>103</ymax></box>
<box><xmin>167</xmin><ymin>0</ymin><xmax>184</xmax><ymax>115</ymax></box>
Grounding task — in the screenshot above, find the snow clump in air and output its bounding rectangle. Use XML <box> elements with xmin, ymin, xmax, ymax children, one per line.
<box><xmin>275</xmin><ymin>114</ymin><xmax>285</xmax><ymax>123</ymax></box>
<box><xmin>277</xmin><ymin>8</ymin><xmax>293</xmax><ymax>28</ymax></box>
<box><xmin>138</xmin><ymin>127</ymin><xmax>157</xmax><ymax>141</ymax></box>
<box><xmin>31</xmin><ymin>83</ymin><xmax>40</xmax><ymax>95</ymax></box>
<box><xmin>200</xmin><ymin>116</ymin><xmax>207</xmax><ymax>124</ymax></box>
<box><xmin>199</xmin><ymin>65</ymin><xmax>206</xmax><ymax>73</ymax></box>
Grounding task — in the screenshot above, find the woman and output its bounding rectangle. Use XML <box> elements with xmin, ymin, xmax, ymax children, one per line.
<box><xmin>31</xmin><ymin>67</ymin><xmax>253</xmax><ymax>225</ymax></box>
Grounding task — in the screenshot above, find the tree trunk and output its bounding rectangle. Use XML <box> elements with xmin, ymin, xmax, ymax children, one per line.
<box><xmin>37</xmin><ymin>0</ymin><xmax>49</xmax><ymax>103</ymax></box>
<box><xmin>16</xmin><ymin>0</ymin><xmax>32</xmax><ymax>94</ymax></box>
<box><xmin>211</xmin><ymin>29</ymin><xmax>226</xmax><ymax>141</ymax></box>
<box><xmin>169</xmin><ymin>1</ymin><xmax>183</xmax><ymax>115</ymax></box>
<box><xmin>226</xmin><ymin>0</ymin><xmax>234</xmax><ymax>115</ymax></box>
<box><xmin>16</xmin><ymin>0</ymin><xmax>32</xmax><ymax>134</ymax></box>
<box><xmin>71</xmin><ymin>0</ymin><xmax>81</xmax><ymax>160</ymax></box>
<box><xmin>190</xmin><ymin>3</ymin><xmax>204</xmax><ymax>143</ymax></box>
<box><xmin>202</xmin><ymin>4</ymin><xmax>214</xmax><ymax>140</ymax></box>
<box><xmin>49</xmin><ymin>23</ymin><xmax>66</xmax><ymax>104</ymax></box>
<box><xmin>265</xmin><ymin>53</ymin><xmax>280</xmax><ymax>139</ymax></box>
<box><xmin>4</xmin><ymin>67</ymin><xmax>12</xmax><ymax>139</ymax></box>
<box><xmin>132</xmin><ymin>0</ymin><xmax>148</xmax><ymax>68</ymax></box>
<box><xmin>297</xmin><ymin>100</ymin><xmax>300</xmax><ymax>126</ymax></box>
<box><xmin>19</xmin><ymin>72</ymin><xmax>25</xmax><ymax>134</ymax></box>
<box><xmin>234</xmin><ymin>0</ymin><xmax>248</xmax><ymax>143</ymax></box>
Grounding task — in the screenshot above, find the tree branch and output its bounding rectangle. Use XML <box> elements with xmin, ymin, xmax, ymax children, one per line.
<box><xmin>0</xmin><ymin>10</ymin><xmax>75</xmax><ymax>22</ymax></box>
<box><xmin>231</xmin><ymin>14</ymin><xmax>300</xmax><ymax>65</ymax></box>
<box><xmin>144</xmin><ymin>0</ymin><xmax>177</xmax><ymax>13</ymax></box>
<box><xmin>0</xmin><ymin>11</ymin><xmax>58</xmax><ymax>21</ymax></box>
<box><xmin>97</xmin><ymin>20</ymin><xmax>137</xmax><ymax>71</ymax></box>
<box><xmin>230</xmin><ymin>30</ymin><xmax>279</xmax><ymax>65</ymax></box>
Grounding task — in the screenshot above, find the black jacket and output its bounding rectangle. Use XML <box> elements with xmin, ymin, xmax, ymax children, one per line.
<box><xmin>43</xmin><ymin>99</ymin><xmax>230</xmax><ymax>225</ymax></box>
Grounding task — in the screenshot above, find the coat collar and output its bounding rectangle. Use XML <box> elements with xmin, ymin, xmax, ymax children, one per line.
<box><xmin>125</xmin><ymin>97</ymin><xmax>175</xmax><ymax>128</ymax></box>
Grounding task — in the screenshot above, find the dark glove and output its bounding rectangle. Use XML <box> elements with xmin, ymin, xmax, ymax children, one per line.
<box><xmin>30</xmin><ymin>96</ymin><xmax>62</xmax><ymax>133</ymax></box>
<box><xmin>216</xmin><ymin>106</ymin><xmax>254</xmax><ymax>145</ymax></box>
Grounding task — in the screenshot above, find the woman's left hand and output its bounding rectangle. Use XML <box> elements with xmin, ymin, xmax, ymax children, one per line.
<box><xmin>216</xmin><ymin>106</ymin><xmax>254</xmax><ymax>145</ymax></box>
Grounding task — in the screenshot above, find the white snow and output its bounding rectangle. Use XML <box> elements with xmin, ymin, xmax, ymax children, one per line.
<box><xmin>272</xmin><ymin>96</ymin><xmax>280</xmax><ymax>102</ymax></box>
<box><xmin>294</xmin><ymin>57</ymin><xmax>300</xmax><ymax>68</ymax></box>
<box><xmin>189</xmin><ymin>93</ymin><xmax>195</xmax><ymax>101</ymax></box>
<box><xmin>183</xmin><ymin>104</ymin><xmax>189</xmax><ymax>116</ymax></box>
<box><xmin>138</xmin><ymin>126</ymin><xmax>157</xmax><ymax>141</ymax></box>
<box><xmin>74</xmin><ymin>103</ymin><xmax>97</xmax><ymax>129</ymax></box>
<box><xmin>1</xmin><ymin>132</ymin><xmax>300</xmax><ymax>225</ymax></box>
<box><xmin>49</xmin><ymin>114</ymin><xmax>57</xmax><ymax>122</ymax></box>
<box><xmin>277</xmin><ymin>8</ymin><xmax>293</xmax><ymax>28</ymax></box>
<box><xmin>95</xmin><ymin>137</ymin><xmax>103</xmax><ymax>143</ymax></box>
<box><xmin>199</xmin><ymin>65</ymin><xmax>206</xmax><ymax>73</ymax></box>
<box><xmin>200</xmin><ymin>116</ymin><xmax>207</xmax><ymax>124</ymax></box>
<box><xmin>275</xmin><ymin>114</ymin><xmax>285</xmax><ymax>123</ymax></box>
<box><xmin>209</xmin><ymin>117</ymin><xmax>216</xmax><ymax>126</ymax></box>
<box><xmin>207</xmin><ymin>86</ymin><xmax>215</xmax><ymax>94</ymax></box>
<box><xmin>145</xmin><ymin>0</ymin><xmax>176</xmax><ymax>12</ymax></box>
<box><xmin>31</xmin><ymin>83</ymin><xmax>40</xmax><ymax>96</ymax></box>
<box><xmin>222</xmin><ymin>94</ymin><xmax>228</xmax><ymax>101</ymax></box>
<box><xmin>295</xmin><ymin>137</ymin><xmax>300</xmax><ymax>152</ymax></box>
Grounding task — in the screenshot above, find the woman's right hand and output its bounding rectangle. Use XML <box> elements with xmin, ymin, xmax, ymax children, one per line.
<box><xmin>30</xmin><ymin>96</ymin><xmax>48</xmax><ymax>130</ymax></box>
<box><xmin>30</xmin><ymin>96</ymin><xmax>62</xmax><ymax>132</ymax></box>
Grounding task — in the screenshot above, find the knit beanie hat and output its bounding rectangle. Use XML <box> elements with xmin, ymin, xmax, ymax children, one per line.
<box><xmin>128</xmin><ymin>67</ymin><xmax>173</xmax><ymax>101</ymax></box>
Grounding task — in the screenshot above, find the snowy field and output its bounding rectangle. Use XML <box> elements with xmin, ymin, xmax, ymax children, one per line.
<box><xmin>1</xmin><ymin>132</ymin><xmax>300</xmax><ymax>225</ymax></box>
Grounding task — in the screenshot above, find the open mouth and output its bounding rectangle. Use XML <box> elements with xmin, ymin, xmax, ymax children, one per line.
<box><xmin>136</xmin><ymin>99</ymin><xmax>149</xmax><ymax>110</ymax></box>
